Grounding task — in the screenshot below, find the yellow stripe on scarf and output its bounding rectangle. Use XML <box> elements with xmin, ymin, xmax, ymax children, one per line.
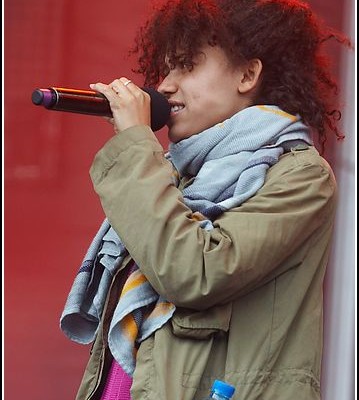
<box><xmin>120</xmin><ymin>271</ymin><xmax>148</xmax><ymax>297</ymax></box>
<box><xmin>256</xmin><ymin>105</ymin><xmax>298</xmax><ymax>122</ymax></box>
<box><xmin>147</xmin><ymin>302</ymin><xmax>175</xmax><ymax>319</ymax></box>
<box><xmin>121</xmin><ymin>314</ymin><xmax>138</xmax><ymax>342</ymax></box>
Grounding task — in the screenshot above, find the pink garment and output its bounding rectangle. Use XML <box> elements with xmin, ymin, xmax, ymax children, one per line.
<box><xmin>100</xmin><ymin>358</ymin><xmax>133</xmax><ymax>400</ymax></box>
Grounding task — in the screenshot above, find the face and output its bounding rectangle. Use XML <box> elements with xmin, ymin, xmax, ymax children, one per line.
<box><xmin>157</xmin><ymin>45</ymin><xmax>251</xmax><ymax>143</ymax></box>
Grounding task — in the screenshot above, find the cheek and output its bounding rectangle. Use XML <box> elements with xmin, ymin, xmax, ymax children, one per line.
<box><xmin>191</xmin><ymin>91</ymin><xmax>203</xmax><ymax>101</ymax></box>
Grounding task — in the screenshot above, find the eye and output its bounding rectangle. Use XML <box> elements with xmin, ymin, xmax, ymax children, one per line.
<box><xmin>177</xmin><ymin>59</ymin><xmax>194</xmax><ymax>71</ymax></box>
<box><xmin>160</xmin><ymin>56</ymin><xmax>195</xmax><ymax>77</ymax></box>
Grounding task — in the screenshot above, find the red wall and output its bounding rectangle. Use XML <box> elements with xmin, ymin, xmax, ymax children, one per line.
<box><xmin>4</xmin><ymin>1</ymin><xmax>345</xmax><ymax>400</ymax></box>
<box><xmin>4</xmin><ymin>2</ymin><xmax>169</xmax><ymax>399</ymax></box>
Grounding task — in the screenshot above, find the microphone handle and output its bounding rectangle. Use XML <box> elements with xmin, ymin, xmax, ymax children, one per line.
<box><xmin>32</xmin><ymin>86</ymin><xmax>171</xmax><ymax>131</ymax></box>
<box><xmin>32</xmin><ymin>87</ymin><xmax>112</xmax><ymax>117</ymax></box>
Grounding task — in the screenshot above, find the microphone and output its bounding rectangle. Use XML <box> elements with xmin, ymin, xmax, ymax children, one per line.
<box><xmin>31</xmin><ymin>86</ymin><xmax>170</xmax><ymax>132</ymax></box>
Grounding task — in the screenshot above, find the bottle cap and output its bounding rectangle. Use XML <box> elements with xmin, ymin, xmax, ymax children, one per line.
<box><xmin>212</xmin><ymin>380</ymin><xmax>235</xmax><ymax>398</ymax></box>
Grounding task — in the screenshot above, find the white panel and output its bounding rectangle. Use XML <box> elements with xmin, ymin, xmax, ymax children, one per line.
<box><xmin>321</xmin><ymin>0</ymin><xmax>356</xmax><ymax>398</ymax></box>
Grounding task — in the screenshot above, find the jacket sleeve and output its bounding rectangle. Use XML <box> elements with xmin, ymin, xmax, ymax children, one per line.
<box><xmin>90</xmin><ymin>125</ymin><xmax>336</xmax><ymax>310</ymax></box>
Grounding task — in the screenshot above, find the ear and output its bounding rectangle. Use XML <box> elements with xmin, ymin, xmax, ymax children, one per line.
<box><xmin>237</xmin><ymin>58</ymin><xmax>263</xmax><ymax>94</ymax></box>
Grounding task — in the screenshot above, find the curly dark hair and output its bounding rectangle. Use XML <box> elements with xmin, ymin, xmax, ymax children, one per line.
<box><xmin>131</xmin><ymin>0</ymin><xmax>351</xmax><ymax>151</ymax></box>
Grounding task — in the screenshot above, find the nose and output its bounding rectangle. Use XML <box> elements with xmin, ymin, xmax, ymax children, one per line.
<box><xmin>157</xmin><ymin>72</ymin><xmax>178</xmax><ymax>97</ymax></box>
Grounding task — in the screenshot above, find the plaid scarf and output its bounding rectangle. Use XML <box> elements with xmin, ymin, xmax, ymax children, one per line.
<box><xmin>60</xmin><ymin>105</ymin><xmax>312</xmax><ymax>376</ymax></box>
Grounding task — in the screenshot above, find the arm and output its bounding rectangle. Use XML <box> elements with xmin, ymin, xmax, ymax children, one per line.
<box><xmin>90</xmin><ymin>125</ymin><xmax>336</xmax><ymax>310</ymax></box>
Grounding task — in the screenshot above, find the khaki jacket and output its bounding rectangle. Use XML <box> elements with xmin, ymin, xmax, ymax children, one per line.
<box><xmin>76</xmin><ymin>125</ymin><xmax>336</xmax><ymax>400</ymax></box>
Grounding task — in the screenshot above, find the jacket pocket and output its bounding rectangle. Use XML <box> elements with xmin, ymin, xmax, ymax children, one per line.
<box><xmin>171</xmin><ymin>302</ymin><xmax>232</xmax><ymax>339</ymax></box>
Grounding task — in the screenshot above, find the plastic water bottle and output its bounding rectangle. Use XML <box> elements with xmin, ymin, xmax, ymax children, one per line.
<box><xmin>204</xmin><ymin>380</ymin><xmax>236</xmax><ymax>399</ymax></box>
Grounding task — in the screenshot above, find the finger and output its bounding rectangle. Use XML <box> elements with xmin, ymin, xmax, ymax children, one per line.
<box><xmin>106</xmin><ymin>78</ymin><xmax>123</xmax><ymax>94</ymax></box>
<box><xmin>119</xmin><ymin>77</ymin><xmax>134</xmax><ymax>90</ymax></box>
<box><xmin>89</xmin><ymin>82</ymin><xmax>120</xmax><ymax>102</ymax></box>
<box><xmin>102</xmin><ymin>116</ymin><xmax>114</xmax><ymax>124</ymax></box>
<box><xmin>113</xmin><ymin>77</ymin><xmax>140</xmax><ymax>96</ymax></box>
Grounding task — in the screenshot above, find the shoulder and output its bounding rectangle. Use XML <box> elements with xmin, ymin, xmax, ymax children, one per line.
<box><xmin>232</xmin><ymin>145</ymin><xmax>337</xmax><ymax>219</ymax></box>
<box><xmin>267</xmin><ymin>145</ymin><xmax>336</xmax><ymax>189</ymax></box>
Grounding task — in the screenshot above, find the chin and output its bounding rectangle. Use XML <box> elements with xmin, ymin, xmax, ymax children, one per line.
<box><xmin>168</xmin><ymin>129</ymin><xmax>185</xmax><ymax>143</ymax></box>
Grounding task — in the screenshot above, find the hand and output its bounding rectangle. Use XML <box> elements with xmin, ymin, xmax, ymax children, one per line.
<box><xmin>89</xmin><ymin>77</ymin><xmax>151</xmax><ymax>134</ymax></box>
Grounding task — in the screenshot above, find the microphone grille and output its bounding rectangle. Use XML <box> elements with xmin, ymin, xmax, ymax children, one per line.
<box><xmin>143</xmin><ymin>87</ymin><xmax>170</xmax><ymax>131</ymax></box>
